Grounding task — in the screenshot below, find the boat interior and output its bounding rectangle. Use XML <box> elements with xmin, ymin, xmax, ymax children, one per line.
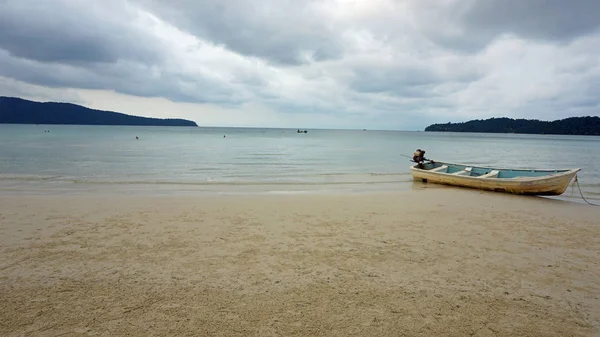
<box><xmin>418</xmin><ymin>162</ymin><xmax>568</xmax><ymax>179</ymax></box>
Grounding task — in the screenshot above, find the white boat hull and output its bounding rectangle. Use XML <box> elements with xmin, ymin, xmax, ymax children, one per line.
<box><xmin>410</xmin><ymin>162</ymin><xmax>580</xmax><ymax>196</ymax></box>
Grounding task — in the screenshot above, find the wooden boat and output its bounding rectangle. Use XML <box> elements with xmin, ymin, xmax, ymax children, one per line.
<box><xmin>410</xmin><ymin>161</ymin><xmax>580</xmax><ymax>195</ymax></box>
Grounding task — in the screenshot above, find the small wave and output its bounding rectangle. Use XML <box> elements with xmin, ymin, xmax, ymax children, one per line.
<box><xmin>240</xmin><ymin>153</ymin><xmax>287</xmax><ymax>157</ymax></box>
<box><xmin>576</xmin><ymin>182</ymin><xmax>600</xmax><ymax>188</ymax></box>
<box><xmin>0</xmin><ymin>174</ymin><xmax>63</xmax><ymax>181</ymax></box>
<box><xmin>559</xmin><ymin>194</ymin><xmax>600</xmax><ymax>202</ymax></box>
<box><xmin>216</xmin><ymin>162</ymin><xmax>314</xmax><ymax>167</ymax></box>
<box><xmin>189</xmin><ymin>168</ymin><xmax>219</xmax><ymax>172</ymax></box>
<box><xmin>570</xmin><ymin>189</ymin><xmax>600</xmax><ymax>197</ymax></box>
<box><xmin>67</xmin><ymin>179</ymin><xmax>412</xmax><ymax>186</ymax></box>
<box><xmin>370</xmin><ymin>172</ymin><xmax>412</xmax><ymax>177</ymax></box>
<box><xmin>315</xmin><ymin>172</ymin><xmax>411</xmax><ymax>177</ymax></box>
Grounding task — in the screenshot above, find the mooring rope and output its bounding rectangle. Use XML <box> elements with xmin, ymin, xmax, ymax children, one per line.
<box><xmin>573</xmin><ymin>175</ymin><xmax>600</xmax><ymax>207</ymax></box>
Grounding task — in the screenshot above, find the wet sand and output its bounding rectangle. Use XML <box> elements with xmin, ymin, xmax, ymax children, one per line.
<box><xmin>1</xmin><ymin>188</ymin><xmax>599</xmax><ymax>336</ymax></box>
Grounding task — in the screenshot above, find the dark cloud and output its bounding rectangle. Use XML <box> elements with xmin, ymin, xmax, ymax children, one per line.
<box><xmin>133</xmin><ymin>0</ymin><xmax>344</xmax><ymax>65</ymax></box>
<box><xmin>418</xmin><ymin>0</ymin><xmax>600</xmax><ymax>51</ymax></box>
<box><xmin>351</xmin><ymin>66</ymin><xmax>439</xmax><ymax>94</ymax></box>
<box><xmin>347</xmin><ymin>62</ymin><xmax>480</xmax><ymax>99</ymax></box>
<box><xmin>0</xmin><ymin>49</ymin><xmax>244</xmax><ymax>105</ymax></box>
<box><xmin>0</xmin><ymin>76</ymin><xmax>85</xmax><ymax>104</ymax></box>
<box><xmin>0</xmin><ymin>0</ymin><xmax>163</xmax><ymax>65</ymax></box>
<box><xmin>0</xmin><ymin>0</ymin><xmax>263</xmax><ymax>105</ymax></box>
<box><xmin>461</xmin><ymin>0</ymin><xmax>600</xmax><ymax>42</ymax></box>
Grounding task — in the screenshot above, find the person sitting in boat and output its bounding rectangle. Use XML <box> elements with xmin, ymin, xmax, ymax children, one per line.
<box><xmin>413</xmin><ymin>149</ymin><xmax>426</xmax><ymax>162</ymax></box>
<box><xmin>413</xmin><ymin>149</ymin><xmax>430</xmax><ymax>168</ymax></box>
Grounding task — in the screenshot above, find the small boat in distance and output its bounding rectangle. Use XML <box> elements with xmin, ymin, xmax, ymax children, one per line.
<box><xmin>410</xmin><ymin>161</ymin><xmax>580</xmax><ymax>196</ymax></box>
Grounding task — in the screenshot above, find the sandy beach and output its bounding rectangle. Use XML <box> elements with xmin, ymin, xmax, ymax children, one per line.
<box><xmin>1</xmin><ymin>187</ymin><xmax>599</xmax><ymax>336</ymax></box>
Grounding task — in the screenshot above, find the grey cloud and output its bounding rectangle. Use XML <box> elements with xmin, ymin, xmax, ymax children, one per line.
<box><xmin>572</xmin><ymin>97</ymin><xmax>599</xmax><ymax>108</ymax></box>
<box><xmin>0</xmin><ymin>0</ymin><xmax>262</xmax><ymax>106</ymax></box>
<box><xmin>509</xmin><ymin>99</ymin><xmax>600</xmax><ymax>122</ymax></box>
<box><xmin>133</xmin><ymin>0</ymin><xmax>344</xmax><ymax>65</ymax></box>
<box><xmin>351</xmin><ymin>66</ymin><xmax>439</xmax><ymax>93</ymax></box>
<box><xmin>462</xmin><ymin>0</ymin><xmax>600</xmax><ymax>42</ymax></box>
<box><xmin>348</xmin><ymin>63</ymin><xmax>480</xmax><ymax>99</ymax></box>
<box><xmin>0</xmin><ymin>49</ymin><xmax>106</xmax><ymax>90</ymax></box>
<box><xmin>558</xmin><ymin>78</ymin><xmax>600</xmax><ymax>110</ymax></box>
<box><xmin>0</xmin><ymin>76</ymin><xmax>85</xmax><ymax>104</ymax></box>
<box><xmin>0</xmin><ymin>0</ymin><xmax>163</xmax><ymax>65</ymax></box>
<box><xmin>415</xmin><ymin>0</ymin><xmax>600</xmax><ymax>51</ymax></box>
<box><xmin>0</xmin><ymin>49</ymin><xmax>245</xmax><ymax>105</ymax></box>
<box><xmin>356</xmin><ymin>83</ymin><xmax>440</xmax><ymax>99</ymax></box>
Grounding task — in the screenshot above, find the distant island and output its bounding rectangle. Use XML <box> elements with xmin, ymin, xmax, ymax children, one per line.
<box><xmin>425</xmin><ymin>116</ymin><xmax>600</xmax><ymax>136</ymax></box>
<box><xmin>0</xmin><ymin>96</ymin><xmax>198</xmax><ymax>127</ymax></box>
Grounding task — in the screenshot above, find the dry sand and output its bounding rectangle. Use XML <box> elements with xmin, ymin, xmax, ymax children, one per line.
<box><xmin>1</xmin><ymin>187</ymin><xmax>599</xmax><ymax>336</ymax></box>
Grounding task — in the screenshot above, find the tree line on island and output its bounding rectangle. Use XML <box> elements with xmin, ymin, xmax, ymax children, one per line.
<box><xmin>2</xmin><ymin>96</ymin><xmax>598</xmax><ymax>134</ymax></box>
<box><xmin>425</xmin><ymin>116</ymin><xmax>600</xmax><ymax>136</ymax></box>
<box><xmin>0</xmin><ymin>96</ymin><xmax>197</xmax><ymax>127</ymax></box>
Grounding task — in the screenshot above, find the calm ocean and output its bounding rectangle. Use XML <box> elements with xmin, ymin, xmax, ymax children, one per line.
<box><xmin>1</xmin><ymin>124</ymin><xmax>599</xmax><ymax>201</ymax></box>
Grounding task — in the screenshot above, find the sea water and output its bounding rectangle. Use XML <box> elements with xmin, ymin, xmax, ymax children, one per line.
<box><xmin>1</xmin><ymin>124</ymin><xmax>599</xmax><ymax>201</ymax></box>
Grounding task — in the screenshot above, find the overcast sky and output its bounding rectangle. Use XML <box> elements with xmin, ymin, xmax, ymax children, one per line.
<box><xmin>1</xmin><ymin>0</ymin><xmax>599</xmax><ymax>130</ymax></box>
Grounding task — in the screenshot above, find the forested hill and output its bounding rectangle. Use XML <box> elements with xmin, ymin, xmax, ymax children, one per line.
<box><xmin>425</xmin><ymin>117</ymin><xmax>600</xmax><ymax>135</ymax></box>
<box><xmin>0</xmin><ymin>96</ymin><xmax>198</xmax><ymax>127</ymax></box>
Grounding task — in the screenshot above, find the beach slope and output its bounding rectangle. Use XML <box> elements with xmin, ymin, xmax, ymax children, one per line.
<box><xmin>1</xmin><ymin>189</ymin><xmax>599</xmax><ymax>336</ymax></box>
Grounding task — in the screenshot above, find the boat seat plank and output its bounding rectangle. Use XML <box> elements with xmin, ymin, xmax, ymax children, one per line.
<box><xmin>451</xmin><ymin>170</ymin><xmax>470</xmax><ymax>176</ymax></box>
<box><xmin>430</xmin><ymin>165</ymin><xmax>448</xmax><ymax>173</ymax></box>
<box><xmin>477</xmin><ymin>170</ymin><xmax>500</xmax><ymax>178</ymax></box>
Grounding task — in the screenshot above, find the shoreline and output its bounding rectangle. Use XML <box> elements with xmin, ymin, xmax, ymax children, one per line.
<box><xmin>1</xmin><ymin>179</ymin><xmax>597</xmax><ymax>207</ymax></box>
<box><xmin>1</xmin><ymin>189</ymin><xmax>599</xmax><ymax>336</ymax></box>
